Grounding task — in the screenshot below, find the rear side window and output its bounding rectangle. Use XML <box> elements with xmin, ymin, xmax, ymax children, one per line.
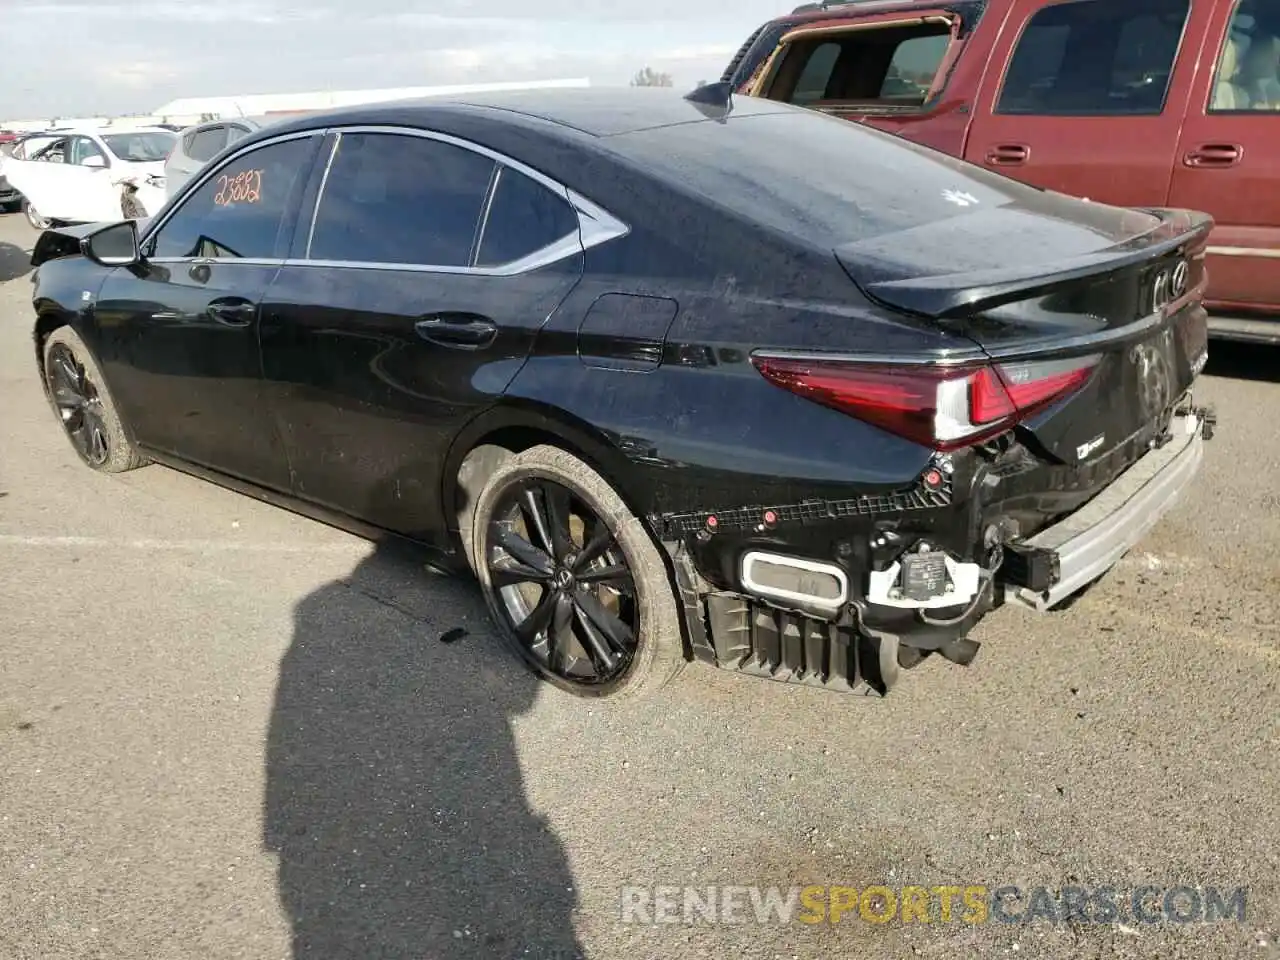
<box><xmin>766</xmin><ymin>21</ymin><xmax>953</xmax><ymax>108</ymax></box>
<box><xmin>149</xmin><ymin>136</ymin><xmax>317</xmax><ymax>260</ymax></box>
<box><xmin>1209</xmin><ymin>0</ymin><xmax>1280</xmax><ymax>112</ymax></box>
<box><xmin>997</xmin><ymin>0</ymin><xmax>1190</xmax><ymax>115</ymax></box>
<box><xmin>475</xmin><ymin>167</ymin><xmax>578</xmax><ymax>267</ymax></box>
<box><xmin>186</xmin><ymin>126</ymin><xmax>228</xmax><ymax>163</ymax></box>
<box><xmin>308</xmin><ymin>132</ymin><xmax>496</xmax><ymax>267</ymax></box>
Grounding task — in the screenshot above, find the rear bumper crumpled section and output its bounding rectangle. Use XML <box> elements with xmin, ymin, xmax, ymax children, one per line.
<box><xmin>1003</xmin><ymin>406</ymin><xmax>1214</xmax><ymax>611</ymax></box>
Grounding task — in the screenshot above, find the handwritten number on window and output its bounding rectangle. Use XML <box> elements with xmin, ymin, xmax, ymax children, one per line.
<box><xmin>213</xmin><ymin>169</ymin><xmax>263</xmax><ymax>206</ymax></box>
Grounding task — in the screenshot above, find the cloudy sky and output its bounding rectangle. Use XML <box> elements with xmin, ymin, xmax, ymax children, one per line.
<box><xmin>2</xmin><ymin>0</ymin><xmax>787</xmax><ymax>118</ymax></box>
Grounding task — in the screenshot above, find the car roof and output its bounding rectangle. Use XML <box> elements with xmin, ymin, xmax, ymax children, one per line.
<box><xmin>263</xmin><ymin>86</ymin><xmax>795</xmax><ymax>140</ymax></box>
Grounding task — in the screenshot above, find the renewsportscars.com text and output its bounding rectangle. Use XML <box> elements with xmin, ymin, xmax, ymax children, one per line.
<box><xmin>619</xmin><ymin>884</ymin><xmax>1248</xmax><ymax>926</ymax></box>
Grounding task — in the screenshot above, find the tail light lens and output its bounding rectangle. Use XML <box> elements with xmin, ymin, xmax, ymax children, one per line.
<box><xmin>751</xmin><ymin>354</ymin><xmax>1100</xmax><ymax>451</ymax></box>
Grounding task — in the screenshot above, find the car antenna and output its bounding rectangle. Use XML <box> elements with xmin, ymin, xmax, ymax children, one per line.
<box><xmin>683</xmin><ymin>80</ymin><xmax>734</xmax><ymax>120</ymax></box>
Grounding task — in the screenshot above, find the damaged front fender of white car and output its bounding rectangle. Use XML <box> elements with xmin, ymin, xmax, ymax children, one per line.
<box><xmin>113</xmin><ymin>172</ymin><xmax>167</xmax><ymax>220</ymax></box>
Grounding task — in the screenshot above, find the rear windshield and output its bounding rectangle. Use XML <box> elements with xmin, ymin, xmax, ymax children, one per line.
<box><xmin>607</xmin><ymin>109</ymin><xmax>1125</xmax><ymax>247</ymax></box>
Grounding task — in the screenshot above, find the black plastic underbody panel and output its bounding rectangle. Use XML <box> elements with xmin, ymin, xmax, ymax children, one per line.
<box><xmin>704</xmin><ymin>593</ymin><xmax>891</xmax><ymax>696</ymax></box>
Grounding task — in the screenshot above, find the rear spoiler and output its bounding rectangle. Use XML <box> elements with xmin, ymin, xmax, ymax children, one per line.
<box><xmin>841</xmin><ymin>208</ymin><xmax>1214</xmax><ymax>320</ymax></box>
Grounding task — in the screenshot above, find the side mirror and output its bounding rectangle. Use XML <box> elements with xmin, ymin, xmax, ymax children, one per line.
<box><xmin>80</xmin><ymin>220</ymin><xmax>140</xmax><ymax>267</ymax></box>
<box><xmin>81</xmin><ymin>154</ymin><xmax>107</xmax><ymax>169</ymax></box>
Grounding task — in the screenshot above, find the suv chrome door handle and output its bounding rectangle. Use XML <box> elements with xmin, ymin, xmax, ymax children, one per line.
<box><xmin>1184</xmin><ymin>143</ymin><xmax>1243</xmax><ymax>167</ymax></box>
<box><xmin>985</xmin><ymin>143</ymin><xmax>1029</xmax><ymax>165</ymax></box>
<box><xmin>414</xmin><ymin>313</ymin><xmax>497</xmax><ymax>350</ymax></box>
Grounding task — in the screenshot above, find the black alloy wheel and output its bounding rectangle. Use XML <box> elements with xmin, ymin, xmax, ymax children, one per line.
<box><xmin>45</xmin><ymin>342</ymin><xmax>110</xmax><ymax>467</ymax></box>
<box><xmin>487</xmin><ymin>478</ymin><xmax>639</xmax><ymax>685</ymax></box>
<box><xmin>41</xmin><ymin>326</ymin><xmax>146</xmax><ymax>474</ymax></box>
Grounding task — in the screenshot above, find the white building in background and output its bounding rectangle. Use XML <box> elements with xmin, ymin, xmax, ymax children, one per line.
<box><xmin>151</xmin><ymin>78</ymin><xmax>592</xmax><ymax>126</ymax></box>
<box><xmin>2</xmin><ymin>78</ymin><xmax>592</xmax><ymax>132</ymax></box>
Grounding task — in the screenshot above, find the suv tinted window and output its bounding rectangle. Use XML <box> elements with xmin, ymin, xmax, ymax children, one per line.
<box><xmin>187</xmin><ymin>126</ymin><xmax>228</xmax><ymax>163</ymax></box>
<box><xmin>475</xmin><ymin>167</ymin><xmax>578</xmax><ymax>267</ymax></box>
<box><xmin>997</xmin><ymin>0</ymin><xmax>1190</xmax><ymax>115</ymax></box>
<box><xmin>1210</xmin><ymin>0</ymin><xmax>1280</xmax><ymax>111</ymax></box>
<box><xmin>309</xmin><ymin>133</ymin><xmax>496</xmax><ymax>266</ymax></box>
<box><xmin>768</xmin><ymin>22</ymin><xmax>952</xmax><ymax>107</ymax></box>
<box><xmin>149</xmin><ymin>136</ymin><xmax>316</xmax><ymax>260</ymax></box>
<box><xmin>791</xmin><ymin>42</ymin><xmax>842</xmax><ymax>103</ymax></box>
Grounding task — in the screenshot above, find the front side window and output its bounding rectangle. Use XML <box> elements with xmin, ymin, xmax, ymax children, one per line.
<box><xmin>1210</xmin><ymin>0</ymin><xmax>1280</xmax><ymax>111</ymax></box>
<box><xmin>996</xmin><ymin>0</ymin><xmax>1190</xmax><ymax>115</ymax></box>
<box><xmin>769</xmin><ymin>22</ymin><xmax>953</xmax><ymax>108</ymax></box>
<box><xmin>308</xmin><ymin>132</ymin><xmax>496</xmax><ymax>266</ymax></box>
<box><xmin>148</xmin><ymin>136</ymin><xmax>316</xmax><ymax>260</ymax></box>
<box><xmin>475</xmin><ymin>166</ymin><xmax>578</xmax><ymax>267</ymax></box>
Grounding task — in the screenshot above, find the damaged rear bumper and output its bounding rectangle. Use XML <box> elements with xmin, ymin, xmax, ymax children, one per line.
<box><xmin>1002</xmin><ymin>407</ymin><xmax>1213</xmax><ymax>611</ymax></box>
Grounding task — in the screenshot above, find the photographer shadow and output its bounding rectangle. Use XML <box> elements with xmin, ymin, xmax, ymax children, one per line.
<box><xmin>264</xmin><ymin>538</ymin><xmax>583</xmax><ymax>959</ymax></box>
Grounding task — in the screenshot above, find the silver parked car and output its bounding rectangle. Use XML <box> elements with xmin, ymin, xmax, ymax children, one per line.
<box><xmin>164</xmin><ymin>117</ymin><xmax>271</xmax><ymax>197</ymax></box>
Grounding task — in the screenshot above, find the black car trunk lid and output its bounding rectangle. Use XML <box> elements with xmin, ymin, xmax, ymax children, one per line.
<box><xmin>834</xmin><ymin>205</ymin><xmax>1213</xmax><ymax>466</ymax></box>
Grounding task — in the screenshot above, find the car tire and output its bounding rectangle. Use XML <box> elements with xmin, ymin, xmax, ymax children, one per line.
<box><xmin>42</xmin><ymin>326</ymin><xmax>147</xmax><ymax>474</ymax></box>
<box><xmin>23</xmin><ymin>199</ymin><xmax>51</xmax><ymax>230</ymax></box>
<box><xmin>469</xmin><ymin>443</ymin><xmax>685</xmax><ymax>700</ymax></box>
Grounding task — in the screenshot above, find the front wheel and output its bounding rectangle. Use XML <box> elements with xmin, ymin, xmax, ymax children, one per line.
<box><xmin>42</xmin><ymin>327</ymin><xmax>147</xmax><ymax>473</ymax></box>
<box><xmin>470</xmin><ymin>444</ymin><xmax>685</xmax><ymax>700</ymax></box>
<box><xmin>23</xmin><ymin>199</ymin><xmax>50</xmax><ymax>230</ymax></box>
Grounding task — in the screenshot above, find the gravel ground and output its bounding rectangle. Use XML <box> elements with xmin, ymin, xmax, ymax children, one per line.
<box><xmin>0</xmin><ymin>211</ymin><xmax>1276</xmax><ymax>959</ymax></box>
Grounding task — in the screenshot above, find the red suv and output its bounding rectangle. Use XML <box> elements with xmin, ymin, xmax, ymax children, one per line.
<box><xmin>725</xmin><ymin>0</ymin><xmax>1280</xmax><ymax>344</ymax></box>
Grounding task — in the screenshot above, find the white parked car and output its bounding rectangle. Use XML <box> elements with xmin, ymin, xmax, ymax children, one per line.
<box><xmin>0</xmin><ymin>126</ymin><xmax>176</xmax><ymax>230</ymax></box>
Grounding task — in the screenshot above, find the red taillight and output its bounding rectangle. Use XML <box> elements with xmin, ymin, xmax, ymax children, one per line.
<box><xmin>751</xmin><ymin>354</ymin><xmax>1099</xmax><ymax>450</ymax></box>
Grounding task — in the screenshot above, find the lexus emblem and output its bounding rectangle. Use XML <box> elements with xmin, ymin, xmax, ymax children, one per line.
<box><xmin>1150</xmin><ymin>258</ymin><xmax>1190</xmax><ymax>314</ymax></box>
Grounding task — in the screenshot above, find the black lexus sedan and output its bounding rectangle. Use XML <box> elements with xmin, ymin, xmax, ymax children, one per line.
<box><xmin>28</xmin><ymin>86</ymin><xmax>1215</xmax><ymax>701</ymax></box>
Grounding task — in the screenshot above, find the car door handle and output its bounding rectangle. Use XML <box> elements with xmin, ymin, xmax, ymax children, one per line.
<box><xmin>414</xmin><ymin>313</ymin><xmax>497</xmax><ymax>350</ymax></box>
<box><xmin>1183</xmin><ymin>143</ymin><xmax>1243</xmax><ymax>167</ymax></box>
<box><xmin>985</xmin><ymin>143</ymin><xmax>1029</xmax><ymax>165</ymax></box>
<box><xmin>206</xmin><ymin>297</ymin><xmax>256</xmax><ymax>327</ymax></box>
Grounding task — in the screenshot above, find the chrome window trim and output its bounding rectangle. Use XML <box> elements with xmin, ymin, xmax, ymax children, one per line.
<box><xmin>302</xmin><ymin>123</ymin><xmax>630</xmax><ymax>275</ymax></box>
<box><xmin>304</xmin><ymin>134</ymin><xmax>340</xmax><ymax>258</ymax></box>
<box><xmin>470</xmin><ymin>162</ymin><xmax>503</xmax><ymax>266</ymax></box>
<box><xmin>283</xmin><ymin>231</ymin><xmax>585</xmax><ymax>277</ymax></box>
<box><xmin>138</xmin><ymin>122</ymin><xmax>632</xmax><ymax>275</ymax></box>
<box><xmin>148</xmin><ymin>257</ymin><xmax>286</xmax><ymax>267</ymax></box>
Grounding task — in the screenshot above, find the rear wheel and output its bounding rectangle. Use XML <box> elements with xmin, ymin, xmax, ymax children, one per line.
<box><xmin>469</xmin><ymin>444</ymin><xmax>685</xmax><ymax>700</ymax></box>
<box><xmin>23</xmin><ymin>199</ymin><xmax>50</xmax><ymax>230</ymax></box>
<box><xmin>42</xmin><ymin>327</ymin><xmax>146</xmax><ymax>473</ymax></box>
